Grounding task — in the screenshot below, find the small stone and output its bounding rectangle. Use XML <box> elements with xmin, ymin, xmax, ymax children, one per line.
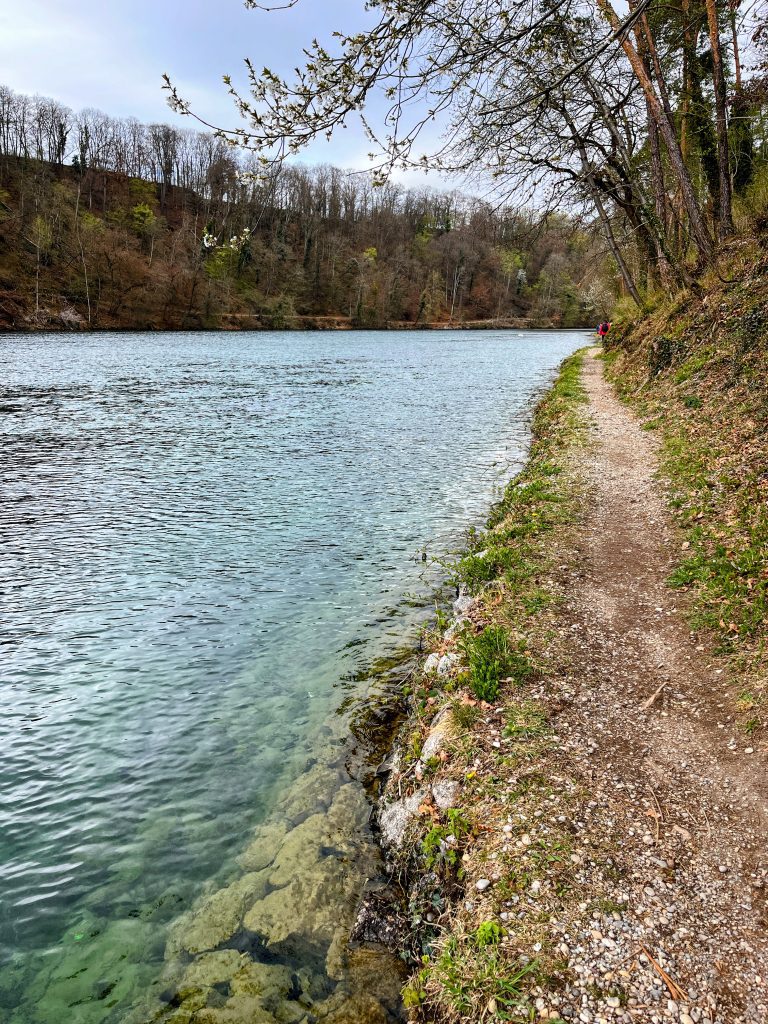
<box><xmin>680</xmin><ymin>1014</ymin><xmax>694</xmax><ymax>1024</ymax></box>
<box><xmin>606</xmin><ymin>997</ymin><xmax>621</xmax><ymax>1009</ymax></box>
<box><xmin>643</xmin><ymin>834</ymin><xmax>655</xmax><ymax>845</ymax></box>
<box><xmin>745</xmin><ymin>747</ymin><xmax>754</xmax><ymax>754</ymax></box>
<box><xmin>454</xmin><ymin>594</ymin><xmax>475</xmax><ymax>615</ymax></box>
<box><xmin>437</xmin><ymin>652</ymin><xmax>460</xmax><ymax>676</ymax></box>
<box><xmin>423</xmin><ymin>653</ymin><xmax>440</xmax><ymax>674</ymax></box>
<box><xmin>476</xmin><ymin>878</ymin><xmax>491</xmax><ymax>891</ymax></box>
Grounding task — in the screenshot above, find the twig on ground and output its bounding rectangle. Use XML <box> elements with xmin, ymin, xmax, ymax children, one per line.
<box><xmin>640</xmin><ymin>943</ymin><xmax>689</xmax><ymax>1001</ymax></box>
<box><xmin>641</xmin><ymin>682</ymin><xmax>667</xmax><ymax>710</ymax></box>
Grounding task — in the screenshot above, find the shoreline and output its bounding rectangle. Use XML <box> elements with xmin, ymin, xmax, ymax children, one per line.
<box><xmin>2</xmin><ymin>330</ymin><xmax>587</xmax><ymax>1024</ymax></box>
<box><xmin>114</xmin><ymin>352</ymin><xmax>584</xmax><ymax>1024</ymax></box>
<box><xmin>0</xmin><ymin>319</ymin><xmax>594</xmax><ymax>336</ymax></box>
<box><xmin>367</xmin><ymin>346</ymin><xmax>768</xmax><ymax>1024</ymax></box>
<box><xmin>358</xmin><ymin>350</ymin><xmax>592</xmax><ymax>1014</ymax></box>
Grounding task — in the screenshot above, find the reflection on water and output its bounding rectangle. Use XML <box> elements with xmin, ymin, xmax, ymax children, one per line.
<box><xmin>0</xmin><ymin>329</ymin><xmax>585</xmax><ymax>1023</ymax></box>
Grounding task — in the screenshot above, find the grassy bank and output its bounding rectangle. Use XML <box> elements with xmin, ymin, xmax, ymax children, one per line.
<box><xmin>379</xmin><ymin>351</ymin><xmax>593</xmax><ymax>1022</ymax></box>
<box><xmin>604</xmin><ymin>241</ymin><xmax>768</xmax><ymax>730</ymax></box>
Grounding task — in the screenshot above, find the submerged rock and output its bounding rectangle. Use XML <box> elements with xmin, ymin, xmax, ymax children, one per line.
<box><xmin>350</xmin><ymin>887</ymin><xmax>409</xmax><ymax>951</ymax></box>
<box><xmin>165</xmin><ymin>871</ymin><xmax>270</xmax><ymax>957</ymax></box>
<box><xmin>176</xmin><ymin>949</ymin><xmax>242</xmax><ymax>991</ymax></box>
<box><xmin>237</xmin><ymin>820</ymin><xmax>289</xmax><ymax>873</ymax></box>
<box><xmin>18</xmin><ymin>914</ymin><xmax>157</xmax><ymax>1024</ymax></box>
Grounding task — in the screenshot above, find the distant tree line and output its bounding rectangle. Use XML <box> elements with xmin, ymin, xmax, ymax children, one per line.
<box><xmin>164</xmin><ymin>0</ymin><xmax>768</xmax><ymax>312</ymax></box>
<box><xmin>0</xmin><ymin>84</ymin><xmax>607</xmax><ymax>331</ymax></box>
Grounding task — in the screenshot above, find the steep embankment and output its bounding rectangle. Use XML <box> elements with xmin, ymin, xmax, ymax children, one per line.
<box><xmin>605</xmin><ymin>242</ymin><xmax>768</xmax><ymax>700</ymax></box>
<box><xmin>371</xmin><ymin>317</ymin><xmax>767</xmax><ymax>1023</ymax></box>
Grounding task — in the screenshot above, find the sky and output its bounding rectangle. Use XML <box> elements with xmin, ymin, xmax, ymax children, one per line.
<box><xmin>0</xmin><ymin>0</ymin><xmax>446</xmax><ymax>183</ymax></box>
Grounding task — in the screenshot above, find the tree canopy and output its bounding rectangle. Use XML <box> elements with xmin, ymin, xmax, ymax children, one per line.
<box><xmin>165</xmin><ymin>0</ymin><xmax>768</xmax><ymax>304</ymax></box>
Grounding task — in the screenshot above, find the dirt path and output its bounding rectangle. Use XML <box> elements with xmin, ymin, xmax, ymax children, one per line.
<box><xmin>546</xmin><ymin>350</ymin><xmax>768</xmax><ymax>1021</ymax></box>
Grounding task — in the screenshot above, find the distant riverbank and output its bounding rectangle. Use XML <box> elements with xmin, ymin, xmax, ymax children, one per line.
<box><xmin>0</xmin><ymin>314</ymin><xmax>593</xmax><ymax>334</ymax></box>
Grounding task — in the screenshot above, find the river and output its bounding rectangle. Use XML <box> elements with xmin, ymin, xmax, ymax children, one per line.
<box><xmin>0</xmin><ymin>328</ymin><xmax>586</xmax><ymax>1023</ymax></box>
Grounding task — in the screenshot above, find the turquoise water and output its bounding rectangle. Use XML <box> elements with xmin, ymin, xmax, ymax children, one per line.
<box><xmin>0</xmin><ymin>329</ymin><xmax>585</xmax><ymax>1022</ymax></box>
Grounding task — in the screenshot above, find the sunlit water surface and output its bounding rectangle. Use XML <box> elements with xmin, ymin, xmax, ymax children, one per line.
<box><xmin>0</xmin><ymin>329</ymin><xmax>586</xmax><ymax>1022</ymax></box>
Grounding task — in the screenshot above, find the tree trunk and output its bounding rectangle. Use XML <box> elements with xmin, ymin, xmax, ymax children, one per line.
<box><xmin>592</xmin><ymin>188</ymin><xmax>643</xmax><ymax>307</ymax></box>
<box><xmin>704</xmin><ymin>0</ymin><xmax>735</xmax><ymax>237</ymax></box>
<box><xmin>578</xmin><ymin>74</ymin><xmax>682</xmax><ymax>287</ymax></box>
<box><xmin>632</xmin><ymin>15</ymin><xmax>672</xmax><ymax>283</ymax></box>
<box><xmin>562</xmin><ymin>110</ymin><xmax>643</xmax><ymax>305</ymax></box>
<box><xmin>74</xmin><ymin>182</ymin><xmax>92</xmax><ymax>324</ymax></box>
<box><xmin>597</xmin><ymin>0</ymin><xmax>714</xmax><ymax>262</ymax></box>
<box><xmin>730</xmin><ymin>0</ymin><xmax>742</xmax><ymax>89</ymax></box>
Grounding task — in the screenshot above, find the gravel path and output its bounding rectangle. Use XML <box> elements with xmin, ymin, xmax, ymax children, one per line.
<box><xmin>539</xmin><ymin>350</ymin><xmax>768</xmax><ymax>1022</ymax></box>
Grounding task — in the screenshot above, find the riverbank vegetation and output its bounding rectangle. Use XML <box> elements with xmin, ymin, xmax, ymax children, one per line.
<box><xmin>380</xmin><ymin>352</ymin><xmax>592</xmax><ymax>1020</ymax></box>
<box><xmin>0</xmin><ymin>86</ymin><xmax>605</xmax><ymax>331</ymax></box>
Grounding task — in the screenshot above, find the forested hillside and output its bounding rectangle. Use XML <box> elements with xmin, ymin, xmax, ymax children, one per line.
<box><xmin>180</xmin><ymin>0</ymin><xmax>768</xmax><ymax>317</ymax></box>
<box><xmin>0</xmin><ymin>86</ymin><xmax>604</xmax><ymax>331</ymax></box>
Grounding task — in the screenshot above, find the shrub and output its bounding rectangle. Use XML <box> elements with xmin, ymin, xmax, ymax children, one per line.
<box><xmin>459</xmin><ymin>626</ymin><xmax>533</xmax><ymax>702</ymax></box>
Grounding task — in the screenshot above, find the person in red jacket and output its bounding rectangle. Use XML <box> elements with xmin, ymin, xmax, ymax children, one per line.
<box><xmin>596</xmin><ymin>320</ymin><xmax>611</xmax><ymax>340</ymax></box>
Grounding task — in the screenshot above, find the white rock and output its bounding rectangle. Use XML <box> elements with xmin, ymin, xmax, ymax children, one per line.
<box><xmin>443</xmin><ymin>616</ymin><xmax>469</xmax><ymax>639</ymax></box>
<box><xmin>423</xmin><ymin>653</ymin><xmax>440</xmax><ymax>674</ymax></box>
<box><xmin>454</xmin><ymin>594</ymin><xmax>476</xmax><ymax>615</ymax></box>
<box><xmin>421</xmin><ymin>709</ymin><xmax>455</xmax><ymax>760</ymax></box>
<box><xmin>437</xmin><ymin>652</ymin><xmax>460</xmax><ymax>676</ymax></box>
<box><xmin>476</xmin><ymin>878</ymin><xmax>491</xmax><ymax>891</ymax></box>
<box><xmin>378</xmin><ymin>790</ymin><xmax>425</xmax><ymax>847</ymax></box>
<box><xmin>432</xmin><ymin>779</ymin><xmax>459</xmax><ymax>810</ymax></box>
